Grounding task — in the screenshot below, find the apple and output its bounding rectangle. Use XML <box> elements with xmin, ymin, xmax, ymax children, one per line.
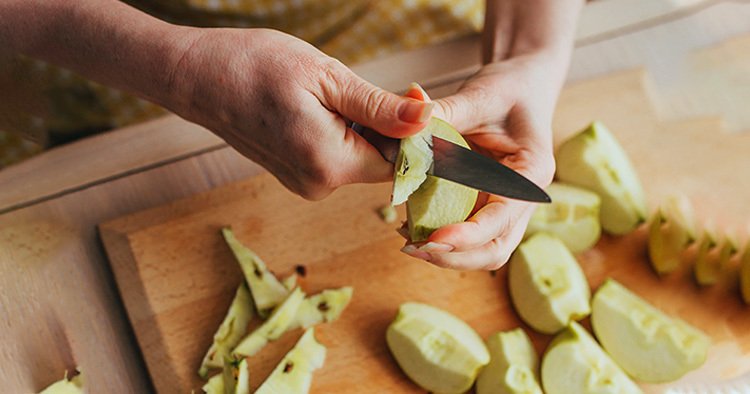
<box><xmin>541</xmin><ymin>322</ymin><xmax>641</xmax><ymax>394</ymax></box>
<box><xmin>386</xmin><ymin>302</ymin><xmax>489</xmax><ymax>393</ymax></box>
<box><xmin>38</xmin><ymin>369</ymin><xmax>84</xmax><ymax>394</ymax></box>
<box><xmin>475</xmin><ymin>328</ymin><xmax>543</xmax><ymax>394</ymax></box>
<box><xmin>198</xmin><ymin>283</ymin><xmax>254</xmax><ymax>378</ymax></box>
<box><xmin>288</xmin><ymin>287</ymin><xmax>353</xmax><ymax>330</ymax></box>
<box><xmin>509</xmin><ymin>233</ymin><xmax>591</xmax><ymax>334</ymax></box>
<box><xmin>221</xmin><ymin>357</ymin><xmax>250</xmax><ymax>394</ymax></box>
<box><xmin>526</xmin><ymin>182</ymin><xmax>601</xmax><ymax>253</ymax></box>
<box><xmin>647</xmin><ymin>196</ymin><xmax>698</xmax><ymax>275</ymax></box>
<box><xmin>233</xmin><ymin>287</ymin><xmax>305</xmax><ymax>357</ymax></box>
<box><xmin>741</xmin><ymin>243</ymin><xmax>750</xmax><ymax>304</ymax></box>
<box><xmin>255</xmin><ymin>328</ymin><xmax>327</xmax><ymax>394</ymax></box>
<box><xmin>693</xmin><ymin>228</ymin><xmax>738</xmax><ymax>286</ymax></box>
<box><xmin>222</xmin><ymin>227</ymin><xmax>289</xmax><ymax>316</ymax></box>
<box><xmin>591</xmin><ymin>279</ymin><xmax>710</xmax><ymax>383</ymax></box>
<box><xmin>555</xmin><ymin>122</ymin><xmax>648</xmax><ymax>235</ymax></box>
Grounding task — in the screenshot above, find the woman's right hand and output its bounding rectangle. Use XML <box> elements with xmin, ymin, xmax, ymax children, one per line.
<box><xmin>164</xmin><ymin>28</ymin><xmax>433</xmax><ymax>200</ymax></box>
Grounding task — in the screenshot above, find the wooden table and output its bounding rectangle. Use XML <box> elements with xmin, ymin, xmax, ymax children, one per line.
<box><xmin>2</xmin><ymin>1</ymin><xmax>749</xmax><ymax>392</ymax></box>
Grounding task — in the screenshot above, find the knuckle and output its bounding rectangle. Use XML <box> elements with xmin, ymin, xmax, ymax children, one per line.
<box><xmin>364</xmin><ymin>89</ymin><xmax>390</xmax><ymax>121</ymax></box>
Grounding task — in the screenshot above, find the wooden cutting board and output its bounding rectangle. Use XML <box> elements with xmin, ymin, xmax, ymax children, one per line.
<box><xmin>99</xmin><ymin>69</ymin><xmax>750</xmax><ymax>394</ymax></box>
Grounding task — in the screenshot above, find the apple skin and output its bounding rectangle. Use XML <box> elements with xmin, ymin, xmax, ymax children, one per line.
<box><xmin>475</xmin><ymin>328</ymin><xmax>543</xmax><ymax>394</ymax></box>
<box><xmin>647</xmin><ymin>196</ymin><xmax>698</xmax><ymax>275</ymax></box>
<box><xmin>555</xmin><ymin>122</ymin><xmax>648</xmax><ymax>235</ymax></box>
<box><xmin>509</xmin><ymin>233</ymin><xmax>591</xmax><ymax>335</ymax></box>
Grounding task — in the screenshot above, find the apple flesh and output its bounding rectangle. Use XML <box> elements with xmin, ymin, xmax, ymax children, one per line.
<box><xmin>233</xmin><ymin>287</ymin><xmax>305</xmax><ymax>357</ymax></box>
<box><xmin>647</xmin><ymin>196</ymin><xmax>698</xmax><ymax>275</ymax></box>
<box><xmin>509</xmin><ymin>233</ymin><xmax>591</xmax><ymax>334</ymax></box>
<box><xmin>693</xmin><ymin>228</ymin><xmax>738</xmax><ymax>286</ymax></box>
<box><xmin>39</xmin><ymin>370</ymin><xmax>84</xmax><ymax>394</ymax></box>
<box><xmin>541</xmin><ymin>322</ymin><xmax>641</xmax><ymax>394</ymax></box>
<box><xmin>255</xmin><ymin>328</ymin><xmax>327</xmax><ymax>394</ymax></box>
<box><xmin>526</xmin><ymin>182</ymin><xmax>601</xmax><ymax>253</ymax></box>
<box><xmin>555</xmin><ymin>122</ymin><xmax>648</xmax><ymax>235</ymax></box>
<box><xmin>591</xmin><ymin>279</ymin><xmax>710</xmax><ymax>383</ymax></box>
<box><xmin>201</xmin><ymin>373</ymin><xmax>224</xmax><ymax>394</ymax></box>
<box><xmin>198</xmin><ymin>283</ymin><xmax>254</xmax><ymax>378</ymax></box>
<box><xmin>386</xmin><ymin>302</ymin><xmax>489</xmax><ymax>394</ymax></box>
<box><xmin>288</xmin><ymin>287</ymin><xmax>353</xmax><ymax>330</ymax></box>
<box><xmin>221</xmin><ymin>357</ymin><xmax>250</xmax><ymax>394</ymax></box>
<box><xmin>475</xmin><ymin>328</ymin><xmax>543</xmax><ymax>394</ymax></box>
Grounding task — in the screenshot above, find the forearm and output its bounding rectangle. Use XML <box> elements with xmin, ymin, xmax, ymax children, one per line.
<box><xmin>0</xmin><ymin>0</ymin><xmax>194</xmax><ymax>106</ymax></box>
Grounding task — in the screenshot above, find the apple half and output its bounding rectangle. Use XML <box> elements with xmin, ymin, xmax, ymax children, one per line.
<box><xmin>542</xmin><ymin>322</ymin><xmax>641</xmax><ymax>394</ymax></box>
<box><xmin>475</xmin><ymin>328</ymin><xmax>543</xmax><ymax>394</ymax></box>
<box><xmin>555</xmin><ymin>122</ymin><xmax>648</xmax><ymax>235</ymax></box>
<box><xmin>386</xmin><ymin>302</ymin><xmax>489</xmax><ymax>393</ymax></box>
<box><xmin>591</xmin><ymin>279</ymin><xmax>710</xmax><ymax>383</ymax></box>
<box><xmin>647</xmin><ymin>196</ymin><xmax>698</xmax><ymax>275</ymax></box>
<box><xmin>233</xmin><ymin>287</ymin><xmax>305</xmax><ymax>357</ymax></box>
<box><xmin>526</xmin><ymin>182</ymin><xmax>601</xmax><ymax>253</ymax></box>
<box><xmin>255</xmin><ymin>328</ymin><xmax>327</xmax><ymax>394</ymax></box>
<box><xmin>509</xmin><ymin>233</ymin><xmax>591</xmax><ymax>334</ymax></box>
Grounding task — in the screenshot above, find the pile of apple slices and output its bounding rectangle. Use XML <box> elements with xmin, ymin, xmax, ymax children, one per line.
<box><xmin>198</xmin><ymin>228</ymin><xmax>353</xmax><ymax>394</ymax></box>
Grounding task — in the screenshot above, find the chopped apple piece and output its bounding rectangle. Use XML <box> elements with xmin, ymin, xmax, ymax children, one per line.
<box><xmin>556</xmin><ymin>122</ymin><xmax>648</xmax><ymax>235</ymax></box>
<box><xmin>526</xmin><ymin>182</ymin><xmax>601</xmax><ymax>253</ymax></box>
<box><xmin>647</xmin><ymin>196</ymin><xmax>698</xmax><ymax>275</ymax></box>
<box><xmin>378</xmin><ymin>204</ymin><xmax>399</xmax><ymax>223</ymax></box>
<box><xmin>591</xmin><ymin>279</ymin><xmax>710</xmax><ymax>383</ymax></box>
<box><xmin>282</xmin><ymin>274</ymin><xmax>298</xmax><ymax>291</ymax></box>
<box><xmin>541</xmin><ymin>322</ymin><xmax>641</xmax><ymax>394</ymax></box>
<box><xmin>221</xmin><ymin>357</ymin><xmax>250</xmax><ymax>394</ymax></box>
<box><xmin>202</xmin><ymin>373</ymin><xmax>224</xmax><ymax>394</ymax></box>
<box><xmin>392</xmin><ymin>128</ymin><xmax>433</xmax><ymax>206</ymax></box>
<box><xmin>741</xmin><ymin>243</ymin><xmax>750</xmax><ymax>304</ymax></box>
<box><xmin>386</xmin><ymin>302</ymin><xmax>489</xmax><ymax>393</ymax></box>
<box><xmin>509</xmin><ymin>233</ymin><xmax>591</xmax><ymax>334</ymax></box>
<box><xmin>198</xmin><ymin>283</ymin><xmax>254</xmax><ymax>378</ymax></box>
<box><xmin>222</xmin><ymin>227</ymin><xmax>289</xmax><ymax>316</ymax></box>
<box><xmin>38</xmin><ymin>370</ymin><xmax>83</xmax><ymax>394</ymax></box>
<box><xmin>288</xmin><ymin>287</ymin><xmax>353</xmax><ymax>330</ymax></box>
<box><xmin>694</xmin><ymin>228</ymin><xmax>738</xmax><ymax>286</ymax></box>
<box><xmin>255</xmin><ymin>328</ymin><xmax>327</xmax><ymax>394</ymax></box>
<box><xmin>233</xmin><ymin>287</ymin><xmax>305</xmax><ymax>357</ymax></box>
<box><xmin>476</xmin><ymin>328</ymin><xmax>543</xmax><ymax>394</ymax></box>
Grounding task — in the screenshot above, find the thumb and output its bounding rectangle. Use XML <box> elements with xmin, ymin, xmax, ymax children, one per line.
<box><xmin>326</xmin><ymin>69</ymin><xmax>434</xmax><ymax>138</ymax></box>
<box><xmin>432</xmin><ymin>89</ymin><xmax>486</xmax><ymax>133</ymax></box>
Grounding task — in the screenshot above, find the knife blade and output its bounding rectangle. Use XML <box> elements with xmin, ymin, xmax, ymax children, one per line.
<box><xmin>351</xmin><ymin>123</ymin><xmax>551</xmax><ymax>203</ymax></box>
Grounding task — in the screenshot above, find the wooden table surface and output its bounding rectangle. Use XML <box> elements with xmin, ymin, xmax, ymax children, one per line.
<box><xmin>2</xmin><ymin>1</ymin><xmax>750</xmax><ymax>392</ymax></box>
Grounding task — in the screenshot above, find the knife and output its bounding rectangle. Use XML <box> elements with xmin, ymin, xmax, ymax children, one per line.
<box><xmin>351</xmin><ymin>123</ymin><xmax>551</xmax><ymax>203</ymax></box>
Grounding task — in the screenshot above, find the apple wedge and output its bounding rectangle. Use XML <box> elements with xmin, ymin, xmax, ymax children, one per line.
<box><xmin>509</xmin><ymin>233</ymin><xmax>591</xmax><ymax>334</ymax></box>
<box><xmin>255</xmin><ymin>328</ymin><xmax>327</xmax><ymax>394</ymax></box>
<box><xmin>220</xmin><ymin>357</ymin><xmax>250</xmax><ymax>394</ymax></box>
<box><xmin>542</xmin><ymin>322</ymin><xmax>641</xmax><ymax>394</ymax></box>
<box><xmin>201</xmin><ymin>373</ymin><xmax>224</xmax><ymax>394</ymax></box>
<box><xmin>556</xmin><ymin>122</ymin><xmax>648</xmax><ymax>235</ymax></box>
<box><xmin>222</xmin><ymin>227</ymin><xmax>289</xmax><ymax>316</ymax></box>
<box><xmin>526</xmin><ymin>182</ymin><xmax>601</xmax><ymax>253</ymax></box>
<box><xmin>39</xmin><ymin>370</ymin><xmax>84</xmax><ymax>394</ymax></box>
<box><xmin>591</xmin><ymin>279</ymin><xmax>710</xmax><ymax>383</ymax></box>
<box><xmin>694</xmin><ymin>228</ymin><xmax>738</xmax><ymax>286</ymax></box>
<box><xmin>386</xmin><ymin>302</ymin><xmax>489</xmax><ymax>394</ymax></box>
<box><xmin>475</xmin><ymin>328</ymin><xmax>542</xmax><ymax>394</ymax></box>
<box><xmin>233</xmin><ymin>287</ymin><xmax>305</xmax><ymax>357</ymax></box>
<box><xmin>647</xmin><ymin>196</ymin><xmax>698</xmax><ymax>275</ymax></box>
<box><xmin>741</xmin><ymin>243</ymin><xmax>750</xmax><ymax>304</ymax></box>
<box><xmin>198</xmin><ymin>283</ymin><xmax>254</xmax><ymax>378</ymax></box>
<box><xmin>287</xmin><ymin>287</ymin><xmax>353</xmax><ymax>330</ymax></box>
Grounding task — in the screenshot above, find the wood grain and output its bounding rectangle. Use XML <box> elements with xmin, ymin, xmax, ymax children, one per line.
<box><xmin>99</xmin><ymin>70</ymin><xmax>750</xmax><ymax>393</ymax></box>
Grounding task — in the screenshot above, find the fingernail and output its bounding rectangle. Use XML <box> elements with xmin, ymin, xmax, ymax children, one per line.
<box><xmin>398</xmin><ymin>101</ymin><xmax>433</xmax><ymax>124</ymax></box>
<box><xmin>418</xmin><ymin>242</ymin><xmax>454</xmax><ymax>254</ymax></box>
<box><xmin>401</xmin><ymin>244</ymin><xmax>432</xmax><ymax>261</ymax></box>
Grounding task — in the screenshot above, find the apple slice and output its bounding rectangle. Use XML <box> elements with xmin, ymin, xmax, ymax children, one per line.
<box><xmin>233</xmin><ymin>287</ymin><xmax>305</xmax><ymax>357</ymax></box>
<box><xmin>526</xmin><ymin>182</ymin><xmax>601</xmax><ymax>253</ymax></box>
<box><xmin>591</xmin><ymin>279</ymin><xmax>710</xmax><ymax>383</ymax></box>
<box><xmin>282</xmin><ymin>273</ymin><xmax>298</xmax><ymax>291</ymax></box>
<box><xmin>386</xmin><ymin>302</ymin><xmax>489</xmax><ymax>393</ymax></box>
<box><xmin>198</xmin><ymin>283</ymin><xmax>254</xmax><ymax>378</ymax></box>
<box><xmin>255</xmin><ymin>328</ymin><xmax>327</xmax><ymax>394</ymax></box>
<box><xmin>475</xmin><ymin>328</ymin><xmax>543</xmax><ymax>394</ymax></box>
<box><xmin>741</xmin><ymin>243</ymin><xmax>750</xmax><ymax>304</ymax></box>
<box><xmin>392</xmin><ymin>127</ymin><xmax>433</xmax><ymax>206</ymax></box>
<box><xmin>39</xmin><ymin>370</ymin><xmax>83</xmax><ymax>394</ymax></box>
<box><xmin>201</xmin><ymin>373</ymin><xmax>224</xmax><ymax>394</ymax></box>
<box><xmin>509</xmin><ymin>233</ymin><xmax>591</xmax><ymax>334</ymax></box>
<box><xmin>693</xmin><ymin>228</ymin><xmax>738</xmax><ymax>286</ymax></box>
<box><xmin>542</xmin><ymin>322</ymin><xmax>641</xmax><ymax>394</ymax></box>
<box><xmin>555</xmin><ymin>122</ymin><xmax>648</xmax><ymax>235</ymax></box>
<box><xmin>647</xmin><ymin>196</ymin><xmax>698</xmax><ymax>275</ymax></box>
<box><xmin>221</xmin><ymin>357</ymin><xmax>250</xmax><ymax>394</ymax></box>
<box><xmin>222</xmin><ymin>227</ymin><xmax>289</xmax><ymax>316</ymax></box>
<box><xmin>288</xmin><ymin>287</ymin><xmax>353</xmax><ymax>330</ymax></box>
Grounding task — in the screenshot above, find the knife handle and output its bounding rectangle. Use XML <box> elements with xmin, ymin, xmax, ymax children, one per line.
<box><xmin>350</xmin><ymin>122</ymin><xmax>399</xmax><ymax>164</ymax></box>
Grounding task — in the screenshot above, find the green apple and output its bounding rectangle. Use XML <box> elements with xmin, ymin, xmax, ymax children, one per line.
<box><xmin>233</xmin><ymin>287</ymin><xmax>305</xmax><ymax>357</ymax></box>
<box><xmin>222</xmin><ymin>227</ymin><xmax>289</xmax><ymax>316</ymax></box>
<box><xmin>255</xmin><ymin>328</ymin><xmax>327</xmax><ymax>394</ymax></box>
<box><xmin>393</xmin><ymin>118</ymin><xmax>478</xmax><ymax>242</ymax></box>
<box><xmin>38</xmin><ymin>370</ymin><xmax>83</xmax><ymax>394</ymax></box>
<box><xmin>475</xmin><ymin>328</ymin><xmax>542</xmax><ymax>394</ymax></box>
<box><xmin>555</xmin><ymin>122</ymin><xmax>648</xmax><ymax>235</ymax></box>
<box><xmin>288</xmin><ymin>287</ymin><xmax>353</xmax><ymax>330</ymax></box>
<box><xmin>694</xmin><ymin>228</ymin><xmax>738</xmax><ymax>286</ymax></box>
<box><xmin>202</xmin><ymin>373</ymin><xmax>224</xmax><ymax>394</ymax></box>
<box><xmin>221</xmin><ymin>357</ymin><xmax>250</xmax><ymax>394</ymax></box>
<box><xmin>541</xmin><ymin>322</ymin><xmax>641</xmax><ymax>394</ymax></box>
<box><xmin>509</xmin><ymin>233</ymin><xmax>591</xmax><ymax>334</ymax></box>
<box><xmin>591</xmin><ymin>279</ymin><xmax>710</xmax><ymax>383</ymax></box>
<box><xmin>741</xmin><ymin>243</ymin><xmax>750</xmax><ymax>304</ymax></box>
<box><xmin>199</xmin><ymin>283</ymin><xmax>254</xmax><ymax>378</ymax></box>
<box><xmin>647</xmin><ymin>196</ymin><xmax>698</xmax><ymax>275</ymax></box>
<box><xmin>526</xmin><ymin>182</ymin><xmax>601</xmax><ymax>253</ymax></box>
<box><xmin>386</xmin><ymin>302</ymin><xmax>489</xmax><ymax>394</ymax></box>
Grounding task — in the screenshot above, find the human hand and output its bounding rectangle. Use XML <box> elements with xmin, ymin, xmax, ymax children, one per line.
<box><xmin>164</xmin><ymin>28</ymin><xmax>434</xmax><ymax>200</ymax></box>
<box><xmin>401</xmin><ymin>52</ymin><xmax>563</xmax><ymax>270</ymax></box>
